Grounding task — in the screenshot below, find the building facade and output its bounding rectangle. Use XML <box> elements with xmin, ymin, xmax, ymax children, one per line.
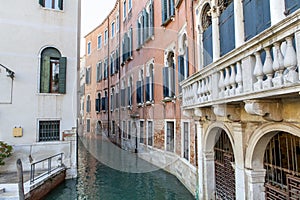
<box><xmin>84</xmin><ymin>0</ymin><xmax>198</xmax><ymax>195</ymax></box>
<box><xmin>0</xmin><ymin>0</ymin><xmax>80</xmax><ymax>178</ymax></box>
<box><xmin>84</xmin><ymin>0</ymin><xmax>300</xmax><ymax>199</ymax></box>
<box><xmin>182</xmin><ymin>0</ymin><xmax>300</xmax><ymax>199</ymax></box>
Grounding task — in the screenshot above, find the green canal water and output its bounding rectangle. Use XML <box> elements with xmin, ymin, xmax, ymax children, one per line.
<box><xmin>45</xmin><ymin>136</ymin><xmax>195</xmax><ymax>200</ymax></box>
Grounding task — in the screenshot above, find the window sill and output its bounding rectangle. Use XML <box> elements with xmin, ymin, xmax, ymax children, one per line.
<box><xmin>161</xmin><ymin>16</ymin><xmax>175</xmax><ymax>27</ymax></box>
<box><xmin>162</xmin><ymin>97</ymin><xmax>176</xmax><ymax>103</ymax></box>
<box><xmin>145</xmin><ymin>101</ymin><xmax>154</xmax><ymax>106</ymax></box>
<box><xmin>40</xmin><ymin>7</ymin><xmax>64</xmax><ymax>12</ymax></box>
<box><xmin>137</xmin><ymin>103</ymin><xmax>144</xmax><ymax>108</ymax></box>
<box><xmin>38</xmin><ymin>93</ymin><xmax>64</xmax><ymax>96</ymax></box>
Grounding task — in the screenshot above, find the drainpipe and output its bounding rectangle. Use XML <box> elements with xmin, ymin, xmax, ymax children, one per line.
<box><xmin>107</xmin><ymin>17</ymin><xmax>110</xmax><ymax>138</ymax></box>
<box><xmin>118</xmin><ymin>1</ymin><xmax>122</xmax><ymax>147</ymax></box>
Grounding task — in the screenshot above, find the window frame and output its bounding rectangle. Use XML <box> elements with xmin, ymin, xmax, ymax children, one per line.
<box><xmin>111</xmin><ymin>22</ymin><xmax>115</xmax><ymax>38</ymax></box>
<box><xmin>38</xmin><ymin>120</ymin><xmax>60</xmax><ymax>142</ymax></box>
<box><xmin>104</xmin><ymin>29</ymin><xmax>108</xmax><ymax>45</ymax></box>
<box><xmin>39</xmin><ymin>0</ymin><xmax>63</xmax><ymax>10</ymax></box>
<box><xmin>97</xmin><ymin>35</ymin><xmax>102</xmax><ymax>49</ymax></box>
<box><xmin>165</xmin><ymin>120</ymin><xmax>176</xmax><ymax>152</ymax></box>
<box><xmin>147</xmin><ymin>120</ymin><xmax>154</xmax><ymax>146</ymax></box>
<box><xmin>87</xmin><ymin>41</ymin><xmax>91</xmax><ymax>55</ymax></box>
<box><xmin>181</xmin><ymin>121</ymin><xmax>190</xmax><ymax>161</ymax></box>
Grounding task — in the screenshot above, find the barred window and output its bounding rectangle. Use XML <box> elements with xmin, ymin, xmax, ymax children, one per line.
<box><xmin>39</xmin><ymin>120</ymin><xmax>60</xmax><ymax>142</ymax></box>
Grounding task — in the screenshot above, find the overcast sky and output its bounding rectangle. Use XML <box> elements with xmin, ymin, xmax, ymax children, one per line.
<box><xmin>80</xmin><ymin>0</ymin><xmax>116</xmax><ymax>56</ymax></box>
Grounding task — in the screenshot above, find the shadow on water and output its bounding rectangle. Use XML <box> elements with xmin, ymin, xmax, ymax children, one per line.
<box><xmin>45</xmin><ymin>136</ymin><xmax>195</xmax><ymax>200</ymax></box>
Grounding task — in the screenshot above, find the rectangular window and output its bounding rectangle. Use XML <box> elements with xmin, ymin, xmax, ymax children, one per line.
<box><xmin>96</xmin><ymin>62</ymin><xmax>102</xmax><ymax>82</ymax></box>
<box><xmin>97</xmin><ymin>35</ymin><xmax>102</xmax><ymax>49</ymax></box>
<box><xmin>86</xmin><ymin>119</ymin><xmax>90</xmax><ymax>132</ymax></box>
<box><xmin>85</xmin><ymin>67</ymin><xmax>91</xmax><ymax>84</ymax></box>
<box><xmin>123</xmin><ymin>1</ymin><xmax>127</xmax><ymax>20</ymax></box>
<box><xmin>111</xmin><ymin>22</ymin><xmax>115</xmax><ymax>38</ymax></box>
<box><xmin>104</xmin><ymin>30</ymin><xmax>108</xmax><ymax>45</ymax></box>
<box><xmin>104</xmin><ymin>59</ymin><xmax>108</xmax><ymax>79</ymax></box>
<box><xmin>39</xmin><ymin>120</ymin><xmax>60</xmax><ymax>142</ymax></box>
<box><xmin>87</xmin><ymin>42</ymin><xmax>91</xmax><ymax>55</ymax></box>
<box><xmin>166</xmin><ymin>121</ymin><xmax>174</xmax><ymax>152</ymax></box>
<box><xmin>140</xmin><ymin>121</ymin><xmax>144</xmax><ymax>143</ymax></box>
<box><xmin>86</xmin><ymin>95</ymin><xmax>91</xmax><ymax>113</ymax></box>
<box><xmin>183</xmin><ymin>122</ymin><xmax>189</xmax><ymax>160</ymax></box>
<box><xmin>147</xmin><ymin>121</ymin><xmax>153</xmax><ymax>146</ymax></box>
<box><xmin>121</xmin><ymin>88</ymin><xmax>126</xmax><ymax>107</ymax></box>
<box><xmin>112</xmin><ymin>121</ymin><xmax>115</xmax><ymax>135</ymax></box>
<box><xmin>39</xmin><ymin>0</ymin><xmax>63</xmax><ymax>10</ymax></box>
<box><xmin>161</xmin><ymin>0</ymin><xmax>175</xmax><ymax>25</ymax></box>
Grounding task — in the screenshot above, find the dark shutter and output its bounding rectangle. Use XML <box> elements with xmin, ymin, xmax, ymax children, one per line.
<box><xmin>99</xmin><ymin>63</ymin><xmax>102</xmax><ymax>81</ymax></box>
<box><xmin>122</xmin><ymin>40</ymin><xmax>125</xmax><ymax>62</ymax></box>
<box><xmin>40</xmin><ymin>56</ymin><xmax>50</xmax><ymax>93</ymax></box>
<box><xmin>256</xmin><ymin>0</ymin><xmax>271</xmax><ymax>36</ymax></box>
<box><xmin>58</xmin><ymin>57</ymin><xmax>67</xmax><ymax>94</ymax></box>
<box><xmin>185</xmin><ymin>47</ymin><xmax>189</xmax><ymax>78</ymax></box>
<box><xmin>163</xmin><ymin>67</ymin><xmax>169</xmax><ymax>98</ymax></box>
<box><xmin>137</xmin><ymin>20</ymin><xmax>141</xmax><ymax>47</ymax></box>
<box><xmin>39</xmin><ymin>0</ymin><xmax>44</xmax><ymax>6</ymax></box>
<box><xmin>136</xmin><ymin>81</ymin><xmax>142</xmax><ymax>104</ymax></box>
<box><xmin>203</xmin><ymin>25</ymin><xmax>213</xmax><ymax>66</ymax></box>
<box><xmin>149</xmin><ymin>2</ymin><xmax>154</xmax><ymax>36</ymax></box>
<box><xmin>170</xmin><ymin>63</ymin><xmax>175</xmax><ymax>97</ymax></box>
<box><xmin>116</xmin><ymin>92</ymin><xmax>119</xmax><ymax>108</ymax></box>
<box><xmin>127</xmin><ymin>86</ymin><xmax>131</xmax><ymax>106</ymax></box>
<box><xmin>146</xmin><ymin>77</ymin><xmax>150</xmax><ymax>101</ymax></box>
<box><xmin>170</xmin><ymin>0</ymin><xmax>175</xmax><ymax>16</ymax></box>
<box><xmin>219</xmin><ymin>2</ymin><xmax>235</xmax><ymax>56</ymax></box>
<box><xmin>96</xmin><ymin>98</ymin><xmax>100</xmax><ymax>112</ymax></box>
<box><xmin>243</xmin><ymin>0</ymin><xmax>256</xmax><ymax>41</ymax></box>
<box><xmin>130</xmin><ymin>28</ymin><xmax>133</xmax><ymax>57</ymax></box>
<box><xmin>121</xmin><ymin>89</ymin><xmax>125</xmax><ymax>107</ymax></box>
<box><xmin>116</xmin><ymin>50</ymin><xmax>119</xmax><ymax>72</ymax></box>
<box><xmin>161</xmin><ymin>0</ymin><xmax>168</xmax><ymax>23</ymax></box>
<box><xmin>143</xmin><ymin>9</ymin><xmax>149</xmax><ymax>40</ymax></box>
<box><xmin>105</xmin><ymin>96</ymin><xmax>108</xmax><ymax>111</ymax></box>
<box><xmin>58</xmin><ymin>0</ymin><xmax>63</xmax><ymax>10</ymax></box>
<box><xmin>285</xmin><ymin>0</ymin><xmax>300</xmax><ymax>15</ymax></box>
<box><xmin>178</xmin><ymin>55</ymin><xmax>184</xmax><ymax>83</ymax></box>
<box><xmin>101</xmin><ymin>97</ymin><xmax>105</xmax><ymax>110</ymax></box>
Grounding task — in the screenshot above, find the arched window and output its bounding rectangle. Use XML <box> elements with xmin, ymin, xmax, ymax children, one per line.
<box><xmin>136</xmin><ymin>69</ymin><xmax>144</xmax><ymax>104</ymax></box>
<box><xmin>96</xmin><ymin>93</ymin><xmax>101</xmax><ymax>112</ymax></box>
<box><xmin>40</xmin><ymin>47</ymin><xmax>66</xmax><ymax>94</ymax></box>
<box><xmin>163</xmin><ymin>52</ymin><xmax>175</xmax><ymax>98</ymax></box>
<box><xmin>178</xmin><ymin>33</ymin><xmax>189</xmax><ymax>92</ymax></box>
<box><xmin>146</xmin><ymin>63</ymin><xmax>154</xmax><ymax>102</ymax></box>
<box><xmin>202</xmin><ymin>3</ymin><xmax>213</xmax><ymax>67</ymax></box>
<box><xmin>243</xmin><ymin>0</ymin><xmax>270</xmax><ymax>41</ymax></box>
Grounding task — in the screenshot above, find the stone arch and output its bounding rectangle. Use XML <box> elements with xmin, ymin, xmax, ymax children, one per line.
<box><xmin>204</xmin><ymin>122</ymin><xmax>235</xmax><ymax>153</ymax></box>
<box><xmin>245</xmin><ymin>122</ymin><xmax>300</xmax><ymax>169</ymax></box>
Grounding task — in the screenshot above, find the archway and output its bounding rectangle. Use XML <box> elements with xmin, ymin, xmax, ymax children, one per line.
<box><xmin>203</xmin><ymin>124</ymin><xmax>235</xmax><ymax>199</ymax></box>
<box><xmin>245</xmin><ymin>123</ymin><xmax>300</xmax><ymax>199</ymax></box>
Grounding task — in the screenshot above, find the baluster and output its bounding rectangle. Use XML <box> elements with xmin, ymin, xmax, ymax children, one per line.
<box><xmin>262</xmin><ymin>47</ymin><xmax>274</xmax><ymax>89</ymax></box>
<box><xmin>197</xmin><ymin>81</ymin><xmax>201</xmax><ymax>102</ymax></box>
<box><xmin>218</xmin><ymin>70</ymin><xmax>225</xmax><ymax>98</ymax></box>
<box><xmin>272</xmin><ymin>42</ymin><xmax>285</xmax><ymax>87</ymax></box>
<box><xmin>253</xmin><ymin>51</ymin><xmax>264</xmax><ymax>90</ymax></box>
<box><xmin>283</xmin><ymin>36</ymin><xmax>298</xmax><ymax>84</ymax></box>
<box><xmin>201</xmin><ymin>79</ymin><xmax>205</xmax><ymax>102</ymax></box>
<box><xmin>204</xmin><ymin>78</ymin><xmax>208</xmax><ymax>101</ymax></box>
<box><xmin>235</xmin><ymin>61</ymin><xmax>243</xmax><ymax>94</ymax></box>
<box><xmin>193</xmin><ymin>82</ymin><xmax>197</xmax><ymax>104</ymax></box>
<box><xmin>207</xmin><ymin>76</ymin><xmax>212</xmax><ymax>101</ymax></box>
<box><xmin>229</xmin><ymin>65</ymin><xmax>236</xmax><ymax>96</ymax></box>
<box><xmin>224</xmin><ymin>67</ymin><xmax>230</xmax><ymax>97</ymax></box>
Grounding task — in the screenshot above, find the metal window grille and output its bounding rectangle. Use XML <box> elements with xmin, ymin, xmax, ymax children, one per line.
<box><xmin>264</xmin><ymin>132</ymin><xmax>300</xmax><ymax>199</ymax></box>
<box><xmin>39</xmin><ymin>120</ymin><xmax>60</xmax><ymax>142</ymax></box>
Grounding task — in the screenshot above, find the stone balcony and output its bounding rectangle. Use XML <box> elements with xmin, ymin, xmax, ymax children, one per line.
<box><xmin>181</xmin><ymin>10</ymin><xmax>300</xmax><ymax>121</ymax></box>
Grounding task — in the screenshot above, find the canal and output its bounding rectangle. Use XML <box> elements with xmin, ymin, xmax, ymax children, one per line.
<box><xmin>45</xmin><ymin>136</ymin><xmax>195</xmax><ymax>200</ymax></box>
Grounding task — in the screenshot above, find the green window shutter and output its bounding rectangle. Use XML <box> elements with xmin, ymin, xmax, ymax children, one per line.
<box><xmin>39</xmin><ymin>0</ymin><xmax>44</xmax><ymax>6</ymax></box>
<box><xmin>58</xmin><ymin>0</ymin><xmax>63</xmax><ymax>10</ymax></box>
<box><xmin>58</xmin><ymin>57</ymin><xmax>67</xmax><ymax>94</ymax></box>
<box><xmin>40</xmin><ymin>56</ymin><xmax>50</xmax><ymax>93</ymax></box>
<box><xmin>161</xmin><ymin>0</ymin><xmax>168</xmax><ymax>23</ymax></box>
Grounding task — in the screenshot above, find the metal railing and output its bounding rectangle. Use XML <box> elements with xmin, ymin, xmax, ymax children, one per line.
<box><xmin>30</xmin><ymin>153</ymin><xmax>64</xmax><ymax>184</ymax></box>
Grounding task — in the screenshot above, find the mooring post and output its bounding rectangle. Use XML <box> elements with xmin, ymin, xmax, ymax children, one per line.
<box><xmin>17</xmin><ymin>159</ymin><xmax>25</xmax><ymax>200</ymax></box>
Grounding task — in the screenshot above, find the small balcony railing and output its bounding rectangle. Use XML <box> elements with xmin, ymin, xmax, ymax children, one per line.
<box><xmin>30</xmin><ymin>153</ymin><xmax>64</xmax><ymax>184</ymax></box>
<box><xmin>182</xmin><ymin>10</ymin><xmax>300</xmax><ymax>110</ymax></box>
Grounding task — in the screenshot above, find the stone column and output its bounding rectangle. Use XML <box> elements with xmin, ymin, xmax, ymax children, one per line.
<box><xmin>233</xmin><ymin>123</ymin><xmax>246</xmax><ymax>200</ymax></box>
<box><xmin>245</xmin><ymin>169</ymin><xmax>266</xmax><ymax>200</ymax></box>
<box><xmin>234</xmin><ymin>0</ymin><xmax>245</xmax><ymax>47</ymax></box>
<box><xmin>211</xmin><ymin>0</ymin><xmax>220</xmax><ymax>61</ymax></box>
<box><xmin>196</xmin><ymin>121</ymin><xmax>204</xmax><ymax>200</ymax></box>
<box><xmin>203</xmin><ymin>151</ymin><xmax>215</xmax><ymax>200</ymax></box>
<box><xmin>270</xmin><ymin>0</ymin><xmax>285</xmax><ymax>25</ymax></box>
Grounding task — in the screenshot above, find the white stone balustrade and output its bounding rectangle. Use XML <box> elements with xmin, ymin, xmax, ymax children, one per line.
<box><xmin>181</xmin><ymin>11</ymin><xmax>300</xmax><ymax>109</ymax></box>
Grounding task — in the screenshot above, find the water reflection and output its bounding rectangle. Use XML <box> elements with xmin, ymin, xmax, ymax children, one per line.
<box><xmin>45</xmin><ymin>136</ymin><xmax>195</xmax><ymax>200</ymax></box>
